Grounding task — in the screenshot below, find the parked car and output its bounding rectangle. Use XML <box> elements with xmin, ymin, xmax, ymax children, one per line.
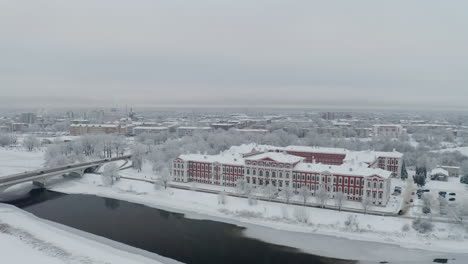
<box><xmin>410</xmin><ymin>199</ymin><xmax>413</xmax><ymax>202</ymax></box>
<box><xmin>449</xmin><ymin>198</ymin><xmax>456</xmax><ymax>201</ymax></box>
<box><xmin>449</xmin><ymin>193</ymin><xmax>456</xmax><ymax>196</ymax></box>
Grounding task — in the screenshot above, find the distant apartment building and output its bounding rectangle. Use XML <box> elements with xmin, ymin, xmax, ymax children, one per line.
<box><xmin>70</xmin><ymin>119</ymin><xmax>90</xmax><ymax>125</ymax></box>
<box><xmin>235</xmin><ymin>129</ymin><xmax>269</xmax><ymax>135</ymax></box>
<box><xmin>69</xmin><ymin>124</ymin><xmax>127</xmax><ymax>135</ymax></box>
<box><xmin>20</xmin><ymin>113</ymin><xmax>36</xmax><ymax>124</ymax></box>
<box><xmin>177</xmin><ymin>127</ymin><xmax>213</xmax><ymax>137</ymax></box>
<box><xmin>372</xmin><ymin>124</ymin><xmax>406</xmax><ymax>138</ymax></box>
<box><xmin>211</xmin><ymin>123</ymin><xmax>236</xmax><ymax>130</ymax></box>
<box><xmin>133</xmin><ymin>126</ymin><xmax>169</xmax><ymax>136</ymax></box>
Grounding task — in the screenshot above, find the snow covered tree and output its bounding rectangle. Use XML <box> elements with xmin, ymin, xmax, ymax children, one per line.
<box><xmin>293</xmin><ymin>206</ymin><xmax>309</xmax><ymax>223</ymax></box>
<box><xmin>461</xmin><ymin>175</ymin><xmax>468</xmax><ymax>185</ymax></box>
<box><xmin>0</xmin><ymin>133</ymin><xmax>17</xmax><ymax>147</ymax></box>
<box><xmin>413</xmin><ymin>174</ymin><xmax>426</xmax><ymax>187</ymax></box>
<box><xmin>279</xmin><ymin>186</ymin><xmax>294</xmax><ymax>204</ymax></box>
<box><xmin>23</xmin><ymin>135</ymin><xmax>40</xmax><ymax>151</ymax></box>
<box><xmin>261</xmin><ymin>183</ymin><xmax>277</xmax><ymax>201</ymax></box>
<box><xmin>361</xmin><ymin>197</ymin><xmax>372</xmax><ymax>214</ymax></box>
<box><xmin>218</xmin><ymin>191</ymin><xmax>227</xmax><ymax>205</ymax></box>
<box><xmin>334</xmin><ymin>192</ymin><xmax>345</xmax><ymax>211</ymax></box>
<box><xmin>400</xmin><ymin>161</ymin><xmax>408</xmax><ymax>180</ymax></box>
<box><xmin>298</xmin><ymin>185</ymin><xmax>311</xmax><ymax>205</ymax></box>
<box><xmin>102</xmin><ymin>162</ymin><xmax>120</xmax><ymax>186</ymax></box>
<box><xmin>315</xmin><ymin>187</ymin><xmax>329</xmax><ymax>208</ymax></box>
<box><xmin>235</xmin><ymin>178</ymin><xmax>248</xmax><ymax>194</ymax></box>
<box><xmin>155</xmin><ymin>167</ymin><xmax>172</xmax><ymax>189</ymax></box>
<box><xmin>131</xmin><ymin>144</ymin><xmax>146</xmax><ymax>172</ymax></box>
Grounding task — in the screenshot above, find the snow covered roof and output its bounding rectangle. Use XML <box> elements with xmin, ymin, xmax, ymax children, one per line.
<box><xmin>294</xmin><ymin>162</ymin><xmax>392</xmax><ymax>178</ymax></box>
<box><xmin>430</xmin><ymin>168</ymin><xmax>449</xmax><ymax>176</ymax></box>
<box><xmin>133</xmin><ymin>126</ymin><xmax>168</xmax><ymax>130</ymax></box>
<box><xmin>178</xmin><ymin>127</ymin><xmax>212</xmax><ymax>130</ymax></box>
<box><xmin>70</xmin><ymin>124</ymin><xmax>120</xmax><ymax>128</ymax></box>
<box><xmin>245</xmin><ymin>152</ymin><xmax>304</xmax><ymax>164</ymax></box>
<box><xmin>282</xmin><ymin>145</ymin><xmax>348</xmax><ymax>155</ymax></box>
<box><xmin>179</xmin><ymin>152</ymin><xmax>245</xmax><ymax>165</ymax></box>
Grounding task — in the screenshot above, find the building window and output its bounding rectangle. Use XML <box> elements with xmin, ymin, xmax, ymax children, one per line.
<box><xmin>379</xmin><ymin>193</ymin><xmax>382</xmax><ymax>199</ymax></box>
<box><xmin>373</xmin><ymin>182</ymin><xmax>377</xmax><ymax>188</ymax></box>
<box><xmin>339</xmin><ymin>177</ymin><xmax>342</xmax><ymax>184</ymax></box>
<box><xmin>350</xmin><ymin>178</ymin><xmax>354</xmax><ymax>185</ymax></box>
<box><xmin>380</xmin><ymin>182</ymin><xmax>383</xmax><ymax>188</ymax></box>
<box><xmin>247</xmin><ymin>169</ymin><xmax>250</xmax><ymax>175</ymax></box>
<box><xmin>344</xmin><ymin>178</ymin><xmax>348</xmax><ymax>185</ymax></box>
<box><xmin>367</xmin><ymin>182</ymin><xmax>370</xmax><ymax>188</ymax></box>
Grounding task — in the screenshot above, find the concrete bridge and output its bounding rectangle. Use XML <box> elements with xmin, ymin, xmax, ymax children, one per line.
<box><xmin>0</xmin><ymin>155</ymin><xmax>132</xmax><ymax>193</ymax></box>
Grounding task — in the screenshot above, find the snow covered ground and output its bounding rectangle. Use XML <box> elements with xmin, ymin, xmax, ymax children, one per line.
<box><xmin>0</xmin><ymin>148</ymin><xmax>45</xmax><ymax>177</ymax></box>
<box><xmin>50</xmin><ymin>171</ymin><xmax>468</xmax><ymax>262</ymax></box>
<box><xmin>0</xmin><ymin>203</ymin><xmax>174</xmax><ymax>264</ymax></box>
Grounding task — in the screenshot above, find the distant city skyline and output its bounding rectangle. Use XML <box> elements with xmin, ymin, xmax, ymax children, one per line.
<box><xmin>1</xmin><ymin>1</ymin><xmax>467</xmax><ymax>110</ymax></box>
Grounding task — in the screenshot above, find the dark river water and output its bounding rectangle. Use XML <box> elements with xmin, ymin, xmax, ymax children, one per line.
<box><xmin>9</xmin><ymin>189</ymin><xmax>355</xmax><ymax>264</ymax></box>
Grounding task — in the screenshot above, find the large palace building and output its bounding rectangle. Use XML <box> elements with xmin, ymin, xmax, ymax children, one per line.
<box><xmin>171</xmin><ymin>144</ymin><xmax>403</xmax><ymax>206</ymax></box>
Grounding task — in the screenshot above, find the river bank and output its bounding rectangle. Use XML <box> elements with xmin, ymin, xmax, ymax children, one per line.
<box><xmin>50</xmin><ymin>173</ymin><xmax>468</xmax><ymax>263</ymax></box>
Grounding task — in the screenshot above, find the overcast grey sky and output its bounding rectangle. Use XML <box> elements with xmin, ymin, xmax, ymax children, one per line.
<box><xmin>1</xmin><ymin>0</ymin><xmax>467</xmax><ymax>110</ymax></box>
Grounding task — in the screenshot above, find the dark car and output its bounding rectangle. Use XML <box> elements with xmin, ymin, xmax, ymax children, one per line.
<box><xmin>449</xmin><ymin>198</ymin><xmax>456</xmax><ymax>201</ymax></box>
<box><xmin>449</xmin><ymin>193</ymin><xmax>456</xmax><ymax>196</ymax></box>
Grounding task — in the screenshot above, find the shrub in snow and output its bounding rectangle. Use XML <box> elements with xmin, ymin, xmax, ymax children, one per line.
<box><xmin>281</xmin><ymin>205</ymin><xmax>289</xmax><ymax>219</ymax></box>
<box><xmin>344</xmin><ymin>215</ymin><xmax>360</xmax><ymax>232</ymax></box>
<box><xmin>412</xmin><ymin>217</ymin><xmax>434</xmax><ymax>234</ymax></box>
<box><xmin>293</xmin><ymin>207</ymin><xmax>309</xmax><ymax>223</ymax></box>
<box><xmin>218</xmin><ymin>191</ymin><xmax>227</xmax><ymax>205</ymax></box>
<box><xmin>235</xmin><ymin>210</ymin><xmax>262</xmax><ymax>218</ymax></box>
<box><xmin>247</xmin><ymin>194</ymin><xmax>257</xmax><ymax>206</ymax></box>
<box><xmin>402</xmin><ymin>224</ymin><xmax>410</xmax><ymax>232</ymax></box>
<box><xmin>422</xmin><ymin>207</ymin><xmax>431</xmax><ymax>214</ymax></box>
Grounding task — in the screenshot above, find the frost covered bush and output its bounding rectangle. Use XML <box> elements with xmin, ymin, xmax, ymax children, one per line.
<box><xmin>293</xmin><ymin>207</ymin><xmax>309</xmax><ymax>223</ymax></box>
<box><xmin>235</xmin><ymin>210</ymin><xmax>262</xmax><ymax>218</ymax></box>
<box><xmin>412</xmin><ymin>218</ymin><xmax>434</xmax><ymax>234</ymax></box>
<box><xmin>344</xmin><ymin>215</ymin><xmax>360</xmax><ymax>232</ymax></box>
<box><xmin>218</xmin><ymin>191</ymin><xmax>227</xmax><ymax>205</ymax></box>
<box><xmin>402</xmin><ymin>223</ymin><xmax>410</xmax><ymax>232</ymax></box>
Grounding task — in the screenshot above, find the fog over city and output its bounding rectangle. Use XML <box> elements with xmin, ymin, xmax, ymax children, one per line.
<box><xmin>1</xmin><ymin>0</ymin><xmax>468</xmax><ymax>110</ymax></box>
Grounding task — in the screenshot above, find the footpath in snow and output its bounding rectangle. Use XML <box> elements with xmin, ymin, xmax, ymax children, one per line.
<box><xmin>51</xmin><ymin>172</ymin><xmax>468</xmax><ymax>263</ymax></box>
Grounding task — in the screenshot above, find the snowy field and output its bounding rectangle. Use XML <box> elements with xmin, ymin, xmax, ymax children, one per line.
<box><xmin>50</xmin><ymin>171</ymin><xmax>468</xmax><ymax>263</ymax></box>
<box><xmin>0</xmin><ymin>148</ymin><xmax>45</xmax><ymax>177</ymax></box>
<box><xmin>0</xmin><ymin>203</ymin><xmax>174</xmax><ymax>264</ymax></box>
